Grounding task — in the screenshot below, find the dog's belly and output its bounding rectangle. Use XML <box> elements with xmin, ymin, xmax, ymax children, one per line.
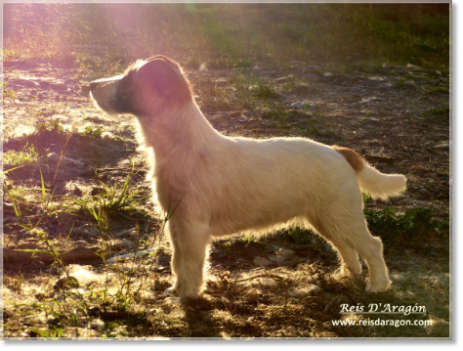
<box><xmin>206</xmin><ymin>187</ymin><xmax>311</xmax><ymax>236</ymax></box>
<box><xmin>209</xmin><ymin>213</ymin><xmax>303</xmax><ymax>237</ymax></box>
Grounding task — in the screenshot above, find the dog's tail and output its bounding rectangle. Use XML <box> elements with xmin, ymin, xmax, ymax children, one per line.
<box><xmin>334</xmin><ymin>146</ymin><xmax>407</xmax><ymax>200</ymax></box>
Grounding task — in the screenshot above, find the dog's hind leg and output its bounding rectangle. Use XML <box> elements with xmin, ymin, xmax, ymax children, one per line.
<box><xmin>355</xmin><ymin>231</ymin><xmax>390</xmax><ymax>293</ymax></box>
<box><xmin>306</xmin><ymin>215</ymin><xmax>362</xmax><ymax>277</ymax></box>
<box><xmin>169</xmin><ymin>220</ymin><xmax>211</xmax><ymax>301</ymax></box>
<box><xmin>306</xmin><ymin>205</ymin><xmax>390</xmax><ymax>293</ymax></box>
<box><xmin>332</xmin><ymin>241</ymin><xmax>362</xmax><ymax>278</ymax></box>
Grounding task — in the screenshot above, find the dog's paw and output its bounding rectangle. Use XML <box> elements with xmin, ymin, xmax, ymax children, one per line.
<box><xmin>365</xmin><ymin>279</ymin><xmax>391</xmax><ymax>293</ymax></box>
<box><xmin>340</xmin><ymin>265</ymin><xmax>361</xmax><ymax>278</ymax></box>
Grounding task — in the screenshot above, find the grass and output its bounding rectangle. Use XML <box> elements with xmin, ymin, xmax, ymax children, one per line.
<box><xmin>78</xmin><ymin>126</ymin><xmax>104</xmax><ymax>138</ymax></box>
<box><xmin>3</xmin><ymin>143</ymin><xmax>41</xmax><ymax>168</ymax></box>
<box><xmin>3</xmin><ymin>81</ymin><xmax>16</xmax><ymax>101</ymax></box>
<box><xmin>364</xmin><ymin>207</ymin><xmax>449</xmax><ymax>250</ymax></box>
<box><xmin>4</xmin><ymin>3</ymin><xmax>449</xmax><ymax>69</ymax></box>
<box><xmin>424</xmin><ymin>107</ymin><xmax>449</xmax><ymax>116</ymax></box>
<box><xmin>74</xmin><ymin>172</ymin><xmax>147</xmax><ymax>220</ymax></box>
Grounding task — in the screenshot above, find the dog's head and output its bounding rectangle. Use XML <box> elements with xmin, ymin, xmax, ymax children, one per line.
<box><xmin>90</xmin><ymin>55</ymin><xmax>192</xmax><ymax>116</ymax></box>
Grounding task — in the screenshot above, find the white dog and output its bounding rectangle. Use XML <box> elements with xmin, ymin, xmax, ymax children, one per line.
<box><xmin>90</xmin><ymin>56</ymin><xmax>406</xmax><ymax>301</ymax></box>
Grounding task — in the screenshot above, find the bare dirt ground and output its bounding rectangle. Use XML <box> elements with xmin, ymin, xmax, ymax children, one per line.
<box><xmin>2</xmin><ymin>58</ymin><xmax>450</xmax><ymax>338</ymax></box>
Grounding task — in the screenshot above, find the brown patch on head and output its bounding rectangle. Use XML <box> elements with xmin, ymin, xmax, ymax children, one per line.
<box><xmin>333</xmin><ymin>146</ymin><xmax>365</xmax><ymax>173</ymax></box>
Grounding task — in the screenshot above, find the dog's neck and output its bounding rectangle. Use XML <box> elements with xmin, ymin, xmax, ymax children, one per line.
<box><xmin>137</xmin><ymin>100</ymin><xmax>222</xmax><ymax>166</ymax></box>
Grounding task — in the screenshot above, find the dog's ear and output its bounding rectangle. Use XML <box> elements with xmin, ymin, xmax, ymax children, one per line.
<box><xmin>137</xmin><ymin>57</ymin><xmax>189</xmax><ymax>99</ymax></box>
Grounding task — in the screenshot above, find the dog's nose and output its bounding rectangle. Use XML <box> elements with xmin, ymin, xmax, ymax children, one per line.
<box><xmin>90</xmin><ymin>81</ymin><xmax>98</xmax><ymax>91</ymax></box>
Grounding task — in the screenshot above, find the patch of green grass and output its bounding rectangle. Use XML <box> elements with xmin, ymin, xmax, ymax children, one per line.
<box><xmin>424</xmin><ymin>107</ymin><xmax>449</xmax><ymax>122</ymax></box>
<box><xmin>364</xmin><ymin>207</ymin><xmax>449</xmax><ymax>249</ymax></box>
<box><xmin>248</xmin><ymin>80</ymin><xmax>276</xmax><ymax>100</ymax></box>
<box><xmin>79</xmin><ymin>125</ymin><xmax>104</xmax><ymax>138</ymax></box>
<box><xmin>40</xmin><ymin>105</ymin><xmax>60</xmax><ymax>117</ymax></box>
<box><xmin>35</xmin><ymin>119</ymin><xmax>65</xmax><ymax>135</ymax></box>
<box><xmin>74</xmin><ymin>173</ymin><xmax>148</xmax><ymax>230</ymax></box>
<box><xmin>362</xmin><ymin>192</ymin><xmax>373</xmax><ymax>203</ymax></box>
<box><xmin>3</xmin><ymin>49</ymin><xmax>16</xmax><ymax>61</ymax></box>
<box><xmin>425</xmin><ymin>107</ymin><xmax>449</xmax><ymax>116</ymax></box>
<box><xmin>430</xmin><ymin>86</ymin><xmax>449</xmax><ymax>95</ymax></box>
<box><xmin>227</xmin><ymin>73</ymin><xmax>276</xmax><ymax>112</ymax></box>
<box><xmin>29</xmin><ymin>327</ymin><xmax>65</xmax><ymax>338</ymax></box>
<box><xmin>286</xmin><ymin>227</ymin><xmax>313</xmax><ymax>245</ymax></box>
<box><xmin>302</xmin><ymin>120</ymin><xmax>323</xmax><ymax>136</ymax></box>
<box><xmin>3</xmin><ymin>143</ymin><xmax>41</xmax><ymax>167</ymax></box>
<box><xmin>3</xmin><ymin>81</ymin><xmax>16</xmax><ymax>101</ymax></box>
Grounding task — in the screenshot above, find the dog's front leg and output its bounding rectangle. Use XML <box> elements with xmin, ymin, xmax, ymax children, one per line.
<box><xmin>168</xmin><ymin>220</ymin><xmax>211</xmax><ymax>302</ymax></box>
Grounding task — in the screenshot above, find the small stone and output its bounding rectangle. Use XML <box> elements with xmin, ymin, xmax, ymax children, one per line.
<box><xmin>90</xmin><ymin>319</ymin><xmax>105</xmax><ymax>331</ymax></box>
<box><xmin>291</xmin><ymin>101</ymin><xmax>315</xmax><ymax>109</ymax></box>
<box><xmin>268</xmin><ymin>255</ymin><xmax>286</xmax><ymax>265</ymax></box>
<box><xmin>230</xmin><ymin>111</ymin><xmax>241</xmax><ymax>118</ymax></box>
<box><xmin>278</xmin><ymin>248</ymin><xmax>295</xmax><ymax>258</ymax></box>
<box><xmin>254</xmin><ymin>256</ymin><xmax>272</xmax><ymax>267</ymax></box>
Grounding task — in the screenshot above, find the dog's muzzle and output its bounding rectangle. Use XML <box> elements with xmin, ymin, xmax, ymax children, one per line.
<box><xmin>89</xmin><ymin>75</ymin><xmax>124</xmax><ymax>114</ymax></box>
<box><xmin>90</xmin><ymin>75</ymin><xmax>124</xmax><ymax>93</ymax></box>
